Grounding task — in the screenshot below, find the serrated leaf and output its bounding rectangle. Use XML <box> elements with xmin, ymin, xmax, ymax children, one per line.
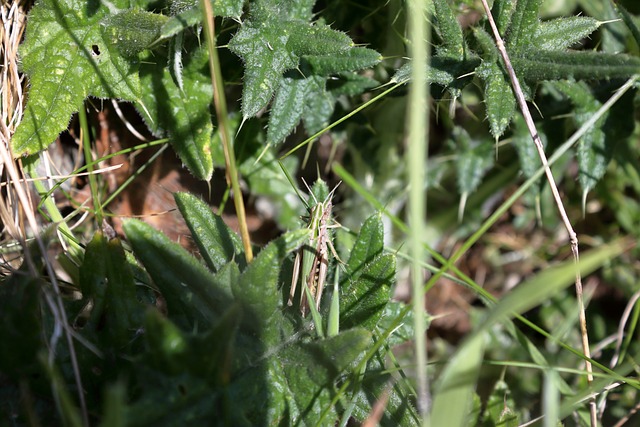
<box><xmin>287</xmin><ymin>22</ymin><xmax>353</xmax><ymax>56</ymax></box>
<box><xmin>80</xmin><ymin>230</ymin><xmax>144</xmax><ymax>348</ymax></box>
<box><xmin>346</xmin><ymin>213</ymin><xmax>384</xmax><ymax>281</ymax></box>
<box><xmin>103</xmin><ymin>9</ymin><xmax>168</xmax><ymax>57</ymax></box>
<box><xmin>506</xmin><ymin>0</ymin><xmax>543</xmax><ymax>52</ymax></box>
<box><xmin>391</xmin><ymin>55</ymin><xmax>480</xmax><ymax>87</ymax></box>
<box><xmin>533</xmin><ymin>16</ymin><xmax>599</xmax><ymax>51</ymax></box>
<box><xmin>453</xmin><ymin>128</ymin><xmax>495</xmax><ymax>195</ymax></box>
<box><xmin>552</xmin><ymin>80</ymin><xmax>634</xmax><ymax>195</ymax></box>
<box><xmin>512</xmin><ymin>50</ymin><xmax>640</xmax><ymax>81</ymax></box>
<box><xmin>138</xmin><ymin>43</ymin><xmax>214</xmax><ymax>180</ymax></box>
<box><xmin>434</xmin><ymin>0</ymin><xmax>465</xmax><ymax>59</ymax></box>
<box><xmin>228</xmin><ymin>21</ymin><xmax>298</xmax><ymax>118</ymax></box>
<box><xmin>12</xmin><ymin>0</ymin><xmax>141</xmax><ymax>156</ymax></box>
<box><xmin>123</xmin><ymin>219</ymin><xmax>233</xmax><ymax>329</ymax></box>
<box><xmin>340</xmin><ymin>254</ymin><xmax>394</xmax><ymax>330</ymax></box>
<box><xmin>302</xmin><ymin>77</ymin><xmax>334</xmax><ymax>134</ymax></box>
<box><xmin>481</xmin><ymin>61</ymin><xmax>516</xmax><ymax>138</ymax></box>
<box><xmin>174</xmin><ymin>192</ymin><xmax>244</xmax><ymax>273</ymax></box>
<box><xmin>251</xmin><ymin>0</ymin><xmax>314</xmax><ymax>22</ymax></box>
<box><xmin>159</xmin><ymin>0</ymin><xmax>244</xmax><ymax>41</ymax></box>
<box><xmin>303</xmin><ymin>47</ymin><xmax>381</xmax><ymax>75</ymax></box>
<box><xmin>266</xmin><ymin>73</ymin><xmax>310</xmax><ymax>145</ymax></box>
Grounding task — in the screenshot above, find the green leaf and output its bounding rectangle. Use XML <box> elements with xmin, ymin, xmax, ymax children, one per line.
<box><xmin>266</xmin><ymin>73</ymin><xmax>310</xmax><ymax>145</ymax></box>
<box><xmin>340</xmin><ymin>253</ymin><xmax>395</xmax><ymax>330</ymax></box>
<box><xmin>143</xmin><ymin>308</ymin><xmax>189</xmax><ymax>375</ymax></box>
<box><xmin>174</xmin><ymin>192</ymin><xmax>244</xmax><ymax>273</ymax></box>
<box><xmin>303</xmin><ymin>47</ymin><xmax>381</xmax><ymax>75</ymax></box>
<box><xmin>533</xmin><ymin>16</ymin><xmax>599</xmax><ymax>51</ymax></box>
<box><xmin>434</xmin><ymin>0</ymin><xmax>465</xmax><ymax>58</ymax></box>
<box><xmin>286</xmin><ymin>22</ymin><xmax>353</xmax><ymax>56</ymax></box>
<box><xmin>481</xmin><ymin>61</ymin><xmax>516</xmax><ymax>138</ymax></box>
<box><xmin>346</xmin><ymin>213</ymin><xmax>384</xmax><ymax>281</ymax></box>
<box><xmin>80</xmin><ymin>231</ymin><xmax>144</xmax><ymax>348</ymax></box>
<box><xmin>123</xmin><ymin>219</ymin><xmax>233</xmax><ymax>329</ymax></box>
<box><xmin>138</xmin><ymin>43</ymin><xmax>214</xmax><ymax>180</ymax></box>
<box><xmin>228</xmin><ymin>21</ymin><xmax>298</xmax><ymax>118</ymax></box>
<box><xmin>391</xmin><ymin>55</ymin><xmax>480</xmax><ymax>88</ymax></box>
<box><xmin>12</xmin><ymin>0</ymin><xmax>141</xmax><ymax>156</ymax></box>
<box><xmin>302</xmin><ymin>76</ymin><xmax>334</xmax><ymax>135</ymax></box>
<box><xmin>235</xmin><ymin>228</ymin><xmax>310</xmax><ymax>339</ymax></box>
<box><xmin>159</xmin><ymin>0</ymin><xmax>244</xmax><ymax>41</ymax></box>
<box><xmin>453</xmin><ymin>128</ymin><xmax>495</xmax><ymax>195</ymax></box>
<box><xmin>490</xmin><ymin>0</ymin><xmax>516</xmax><ymax>35</ymax></box>
<box><xmin>554</xmin><ymin>81</ymin><xmax>607</xmax><ymax>195</ymax></box>
<box><xmin>506</xmin><ymin>0</ymin><xmax>543</xmax><ymax>52</ymax></box>
<box><xmin>103</xmin><ymin>9</ymin><xmax>168</xmax><ymax>57</ymax></box>
<box><xmin>282</xmin><ymin>328</ymin><xmax>371</xmax><ymax>424</ymax></box>
<box><xmin>512</xmin><ymin>50</ymin><xmax>640</xmax><ymax>81</ymax></box>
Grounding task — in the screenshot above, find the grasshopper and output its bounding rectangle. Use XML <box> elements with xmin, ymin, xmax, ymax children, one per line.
<box><xmin>287</xmin><ymin>180</ymin><xmax>341</xmax><ymax>320</ymax></box>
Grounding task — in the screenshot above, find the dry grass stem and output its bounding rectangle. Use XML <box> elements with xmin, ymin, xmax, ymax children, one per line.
<box><xmin>479</xmin><ymin>0</ymin><xmax>596</xmax><ymax>425</ymax></box>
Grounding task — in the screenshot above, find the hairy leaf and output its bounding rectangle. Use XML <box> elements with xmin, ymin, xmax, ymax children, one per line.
<box><xmin>138</xmin><ymin>43</ymin><xmax>214</xmax><ymax>180</ymax></box>
<box><xmin>174</xmin><ymin>192</ymin><xmax>245</xmax><ymax>273</ymax></box>
<box><xmin>12</xmin><ymin>0</ymin><xmax>141</xmax><ymax>156</ymax></box>
<box><xmin>533</xmin><ymin>16</ymin><xmax>599</xmax><ymax>51</ymax></box>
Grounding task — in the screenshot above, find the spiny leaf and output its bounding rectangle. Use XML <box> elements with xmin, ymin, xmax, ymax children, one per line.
<box><xmin>481</xmin><ymin>60</ymin><xmax>516</xmax><ymax>139</ymax></box>
<box><xmin>138</xmin><ymin>43</ymin><xmax>214</xmax><ymax>180</ymax></box>
<box><xmin>533</xmin><ymin>16</ymin><xmax>599</xmax><ymax>51</ymax></box>
<box><xmin>103</xmin><ymin>9</ymin><xmax>168</xmax><ymax>57</ymax></box>
<box><xmin>12</xmin><ymin>0</ymin><xmax>141</xmax><ymax>156</ymax></box>
<box><xmin>286</xmin><ymin>22</ymin><xmax>353</xmax><ymax>56</ymax></box>
<box><xmin>433</xmin><ymin>0</ymin><xmax>465</xmax><ymax>58</ymax></box>
<box><xmin>266</xmin><ymin>73</ymin><xmax>310</xmax><ymax>145</ymax></box>
<box><xmin>391</xmin><ymin>55</ymin><xmax>480</xmax><ymax>87</ymax></box>
<box><xmin>302</xmin><ymin>47</ymin><xmax>381</xmax><ymax>75</ymax></box>
<box><xmin>512</xmin><ymin>50</ymin><xmax>640</xmax><ymax>81</ymax></box>
<box><xmin>159</xmin><ymin>0</ymin><xmax>245</xmax><ymax>41</ymax></box>
<box><xmin>228</xmin><ymin>21</ymin><xmax>298</xmax><ymax>118</ymax></box>
<box><xmin>453</xmin><ymin>127</ymin><xmax>495</xmax><ymax>196</ymax></box>
<box><xmin>490</xmin><ymin>0</ymin><xmax>516</xmax><ymax>35</ymax></box>
<box><xmin>506</xmin><ymin>0</ymin><xmax>543</xmax><ymax>52</ymax></box>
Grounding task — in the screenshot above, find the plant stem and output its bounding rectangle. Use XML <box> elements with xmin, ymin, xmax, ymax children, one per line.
<box><xmin>201</xmin><ymin>0</ymin><xmax>253</xmax><ymax>262</ymax></box>
<box><xmin>407</xmin><ymin>0</ymin><xmax>430</xmax><ymax>421</ymax></box>
<box><xmin>479</xmin><ymin>1</ymin><xmax>595</xmax><ymax>425</ymax></box>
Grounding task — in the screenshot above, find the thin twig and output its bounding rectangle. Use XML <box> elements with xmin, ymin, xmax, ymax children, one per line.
<box><xmin>478</xmin><ymin>1</ymin><xmax>596</xmax><ymax>425</ymax></box>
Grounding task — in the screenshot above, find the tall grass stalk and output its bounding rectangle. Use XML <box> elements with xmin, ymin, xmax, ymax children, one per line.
<box><xmin>406</xmin><ymin>0</ymin><xmax>430</xmax><ymax>421</ymax></box>
<box><xmin>201</xmin><ymin>0</ymin><xmax>253</xmax><ymax>262</ymax></box>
